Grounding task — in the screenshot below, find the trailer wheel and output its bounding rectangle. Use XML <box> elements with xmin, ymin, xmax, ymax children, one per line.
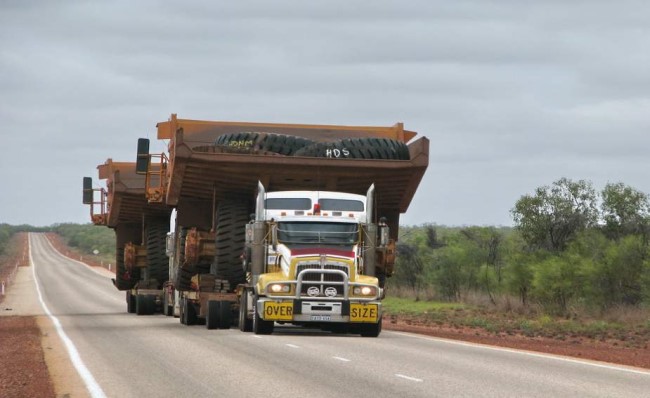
<box><xmin>252</xmin><ymin>296</ymin><xmax>274</xmax><ymax>335</ymax></box>
<box><xmin>359</xmin><ymin>316</ymin><xmax>382</xmax><ymax>338</ymax></box>
<box><xmin>239</xmin><ymin>291</ymin><xmax>252</xmax><ymax>332</ymax></box>
<box><xmin>126</xmin><ymin>291</ymin><xmax>136</xmax><ymax>314</ymax></box>
<box><xmin>181</xmin><ymin>297</ymin><xmax>197</xmax><ymax>326</ymax></box>
<box><xmin>145</xmin><ymin>218</ymin><xmax>168</xmax><ymax>289</ymax></box>
<box><xmin>213</xmin><ymin>200</ymin><xmax>250</xmax><ymax>289</ymax></box>
<box><xmin>206</xmin><ymin>300</ymin><xmax>220</xmax><ymax>330</ymax></box>
<box><xmin>217</xmin><ymin>301</ymin><xmax>232</xmax><ymax>329</ymax></box>
<box><xmin>136</xmin><ymin>294</ymin><xmax>155</xmax><ymax>315</ymax></box>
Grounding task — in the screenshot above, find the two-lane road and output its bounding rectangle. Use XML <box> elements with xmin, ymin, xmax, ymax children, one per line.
<box><xmin>28</xmin><ymin>233</ymin><xmax>650</xmax><ymax>397</ymax></box>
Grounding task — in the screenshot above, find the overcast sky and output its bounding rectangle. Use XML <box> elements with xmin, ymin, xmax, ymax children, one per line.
<box><xmin>1</xmin><ymin>1</ymin><xmax>648</xmax><ymax>227</ymax></box>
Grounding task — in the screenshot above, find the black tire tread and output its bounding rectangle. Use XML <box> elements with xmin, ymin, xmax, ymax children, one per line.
<box><xmin>146</xmin><ymin>218</ymin><xmax>168</xmax><ymax>288</ymax></box>
<box><xmin>212</xmin><ymin>200</ymin><xmax>250</xmax><ymax>289</ymax></box>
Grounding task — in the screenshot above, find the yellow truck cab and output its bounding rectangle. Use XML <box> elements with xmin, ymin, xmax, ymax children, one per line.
<box><xmin>246</xmin><ymin>184</ymin><xmax>384</xmax><ymax>337</ymax></box>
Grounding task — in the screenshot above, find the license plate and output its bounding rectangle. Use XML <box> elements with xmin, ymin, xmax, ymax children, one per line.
<box><xmin>311</xmin><ymin>315</ymin><xmax>331</xmax><ymax>321</ymax></box>
<box><xmin>263</xmin><ymin>301</ymin><xmax>293</xmax><ymax>321</ymax></box>
<box><xmin>350</xmin><ymin>303</ymin><xmax>378</xmax><ymax>323</ymax></box>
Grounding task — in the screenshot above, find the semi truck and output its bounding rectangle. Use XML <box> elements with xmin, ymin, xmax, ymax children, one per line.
<box><xmin>82</xmin><ymin>159</ymin><xmax>171</xmax><ymax>315</ymax></box>
<box><xmin>136</xmin><ymin>114</ymin><xmax>429</xmax><ymax>336</ymax></box>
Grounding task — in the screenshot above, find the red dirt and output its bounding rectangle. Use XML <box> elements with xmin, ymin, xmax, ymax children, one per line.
<box><xmin>0</xmin><ymin>316</ymin><xmax>55</xmax><ymax>398</ymax></box>
<box><xmin>383</xmin><ymin>315</ymin><xmax>650</xmax><ymax>369</ymax></box>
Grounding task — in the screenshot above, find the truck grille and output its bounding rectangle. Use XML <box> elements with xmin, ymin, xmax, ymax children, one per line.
<box><xmin>296</xmin><ymin>264</ymin><xmax>348</xmax><ymax>297</ymax></box>
<box><xmin>296</xmin><ymin>264</ymin><xmax>349</xmax><ymax>278</ymax></box>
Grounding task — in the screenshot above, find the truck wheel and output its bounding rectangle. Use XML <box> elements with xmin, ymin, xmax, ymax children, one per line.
<box><xmin>173</xmin><ymin>228</ymin><xmax>193</xmax><ymax>291</ymax></box>
<box><xmin>136</xmin><ymin>294</ymin><xmax>155</xmax><ymax>315</ymax></box>
<box><xmin>217</xmin><ymin>301</ymin><xmax>232</xmax><ymax>329</ymax></box>
<box><xmin>179</xmin><ymin>297</ymin><xmax>186</xmax><ymax>324</ymax></box>
<box><xmin>145</xmin><ymin>217</ymin><xmax>168</xmax><ymax>289</ymax></box>
<box><xmin>181</xmin><ymin>297</ymin><xmax>197</xmax><ymax>326</ymax></box>
<box><xmin>206</xmin><ymin>300</ymin><xmax>220</xmax><ymax>330</ymax></box>
<box><xmin>126</xmin><ymin>291</ymin><xmax>136</xmax><ymax>313</ymax></box>
<box><xmin>252</xmin><ymin>296</ymin><xmax>274</xmax><ymax>335</ymax></box>
<box><xmin>239</xmin><ymin>291</ymin><xmax>252</xmax><ymax>332</ymax></box>
<box><xmin>359</xmin><ymin>316</ymin><xmax>382</xmax><ymax>338</ymax></box>
<box><xmin>213</xmin><ymin>200</ymin><xmax>250</xmax><ymax>289</ymax></box>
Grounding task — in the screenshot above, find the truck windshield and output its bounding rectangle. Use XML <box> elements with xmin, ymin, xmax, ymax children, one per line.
<box><xmin>277</xmin><ymin>222</ymin><xmax>359</xmax><ymax>246</ymax></box>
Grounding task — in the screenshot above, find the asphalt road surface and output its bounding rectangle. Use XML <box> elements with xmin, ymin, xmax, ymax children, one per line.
<box><xmin>26</xmin><ymin>233</ymin><xmax>650</xmax><ymax>397</ymax></box>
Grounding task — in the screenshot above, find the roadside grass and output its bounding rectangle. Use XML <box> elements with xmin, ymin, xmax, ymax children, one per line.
<box><xmin>383</xmin><ymin>295</ymin><xmax>650</xmax><ymax>348</ymax></box>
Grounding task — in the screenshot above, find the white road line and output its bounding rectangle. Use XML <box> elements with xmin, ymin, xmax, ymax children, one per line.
<box><xmin>29</xmin><ymin>234</ymin><xmax>107</xmax><ymax>398</ymax></box>
<box><xmin>388</xmin><ymin>331</ymin><xmax>650</xmax><ymax>376</ymax></box>
<box><xmin>286</xmin><ymin>343</ymin><xmax>300</xmax><ymax>349</ymax></box>
<box><xmin>253</xmin><ymin>335</ymin><xmax>263</xmax><ymax>339</ymax></box>
<box><xmin>333</xmin><ymin>356</ymin><xmax>351</xmax><ymax>362</ymax></box>
<box><xmin>395</xmin><ymin>374</ymin><xmax>423</xmax><ymax>382</ymax></box>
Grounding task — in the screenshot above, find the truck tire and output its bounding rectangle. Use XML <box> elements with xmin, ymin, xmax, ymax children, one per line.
<box><xmin>359</xmin><ymin>316</ymin><xmax>382</xmax><ymax>337</ymax></box>
<box><xmin>206</xmin><ymin>300</ymin><xmax>220</xmax><ymax>330</ymax></box>
<box><xmin>179</xmin><ymin>297</ymin><xmax>186</xmax><ymax>324</ymax></box>
<box><xmin>212</xmin><ymin>200</ymin><xmax>250</xmax><ymax>289</ymax></box>
<box><xmin>173</xmin><ymin>228</ymin><xmax>192</xmax><ymax>291</ymax></box>
<box><xmin>114</xmin><ymin>246</ymin><xmax>139</xmax><ymax>290</ymax></box>
<box><xmin>239</xmin><ymin>291</ymin><xmax>252</xmax><ymax>332</ymax></box>
<box><xmin>217</xmin><ymin>301</ymin><xmax>232</xmax><ymax>329</ymax></box>
<box><xmin>145</xmin><ymin>218</ymin><xmax>168</xmax><ymax>288</ymax></box>
<box><xmin>181</xmin><ymin>297</ymin><xmax>197</xmax><ymax>326</ymax></box>
<box><xmin>136</xmin><ymin>294</ymin><xmax>155</xmax><ymax>316</ymax></box>
<box><xmin>294</xmin><ymin>138</ymin><xmax>410</xmax><ymax>160</ymax></box>
<box><xmin>126</xmin><ymin>291</ymin><xmax>136</xmax><ymax>314</ymax></box>
<box><xmin>215</xmin><ymin>132</ymin><xmax>313</xmax><ymax>156</ymax></box>
<box><xmin>252</xmin><ymin>296</ymin><xmax>274</xmax><ymax>335</ymax></box>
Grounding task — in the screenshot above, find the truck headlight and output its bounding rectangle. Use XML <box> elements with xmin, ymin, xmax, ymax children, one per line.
<box><xmin>353</xmin><ymin>286</ymin><xmax>376</xmax><ymax>296</ymax></box>
<box><xmin>268</xmin><ymin>283</ymin><xmax>291</xmax><ymax>293</ymax></box>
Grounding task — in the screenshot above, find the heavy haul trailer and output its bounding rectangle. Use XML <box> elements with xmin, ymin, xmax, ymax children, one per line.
<box><xmin>137</xmin><ymin>114</ymin><xmax>429</xmax><ymax>334</ymax></box>
<box><xmin>82</xmin><ymin>159</ymin><xmax>172</xmax><ymax>315</ymax></box>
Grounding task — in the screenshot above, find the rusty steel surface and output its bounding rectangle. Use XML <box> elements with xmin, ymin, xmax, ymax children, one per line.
<box><xmin>97</xmin><ymin>159</ymin><xmax>171</xmax><ymax>227</ymax></box>
<box><xmin>164</xmin><ymin>129</ymin><xmax>428</xmax><ymax>212</ymax></box>
<box><xmin>184</xmin><ymin>228</ymin><xmax>216</xmax><ymax>266</ymax></box>
<box><xmin>157</xmin><ymin>114</ymin><xmax>417</xmax><ymax>144</ymax></box>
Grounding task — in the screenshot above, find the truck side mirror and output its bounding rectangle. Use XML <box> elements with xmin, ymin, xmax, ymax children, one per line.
<box><xmin>379</xmin><ymin>226</ymin><xmax>390</xmax><ymax>247</ymax></box>
<box><xmin>136</xmin><ymin>138</ymin><xmax>150</xmax><ymax>175</ymax></box>
<box><xmin>82</xmin><ymin>177</ymin><xmax>93</xmax><ymax>204</ymax></box>
<box><xmin>378</xmin><ymin>217</ymin><xmax>389</xmax><ymax>247</ymax></box>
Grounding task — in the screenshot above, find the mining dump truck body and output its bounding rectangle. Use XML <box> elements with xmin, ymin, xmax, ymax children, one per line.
<box><xmin>83</xmin><ymin>159</ymin><xmax>172</xmax><ymax>315</ymax></box>
<box><xmin>148</xmin><ymin>115</ymin><xmax>428</xmax><ymax>235</ymax></box>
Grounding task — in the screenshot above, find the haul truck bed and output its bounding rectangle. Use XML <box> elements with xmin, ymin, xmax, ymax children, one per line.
<box><xmin>150</xmin><ymin>115</ymin><xmax>429</xmax><ymax>234</ymax></box>
<box><xmin>95</xmin><ymin>159</ymin><xmax>169</xmax><ymax>226</ymax></box>
<box><xmin>85</xmin><ymin>160</ymin><xmax>171</xmax><ymax>314</ymax></box>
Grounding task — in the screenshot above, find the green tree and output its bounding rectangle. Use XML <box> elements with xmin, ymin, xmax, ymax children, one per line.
<box><xmin>601</xmin><ymin>182</ymin><xmax>650</xmax><ymax>240</ymax></box>
<box><xmin>531</xmin><ymin>253</ymin><xmax>584</xmax><ymax>314</ymax></box>
<box><xmin>511</xmin><ymin>178</ymin><xmax>598</xmax><ymax>252</ymax></box>
<box><xmin>581</xmin><ymin>235</ymin><xmax>647</xmax><ymax>308</ymax></box>
<box><xmin>460</xmin><ymin>227</ymin><xmax>505</xmax><ymax>304</ymax></box>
